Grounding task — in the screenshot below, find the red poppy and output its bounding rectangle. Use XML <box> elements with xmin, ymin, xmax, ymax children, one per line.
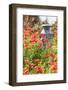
<box><xmin>50</xmin><ymin>53</ymin><xmax>55</xmax><ymax>57</ymax></box>
<box><xmin>44</xmin><ymin>53</ymin><xmax>52</xmax><ymax>58</ymax></box>
<box><xmin>34</xmin><ymin>66</ymin><xmax>43</xmax><ymax>73</ymax></box>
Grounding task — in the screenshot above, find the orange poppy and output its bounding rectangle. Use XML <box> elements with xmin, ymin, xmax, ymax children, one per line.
<box><xmin>30</xmin><ymin>32</ymin><xmax>38</xmax><ymax>39</ymax></box>
<box><xmin>23</xmin><ymin>67</ymin><xmax>29</xmax><ymax>75</ymax></box>
<box><xmin>50</xmin><ymin>62</ymin><xmax>57</xmax><ymax>73</ymax></box>
<box><xmin>24</xmin><ymin>30</ymin><xmax>30</xmax><ymax>36</ymax></box>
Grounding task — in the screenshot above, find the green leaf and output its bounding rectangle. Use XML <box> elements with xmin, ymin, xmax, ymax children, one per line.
<box><xmin>29</xmin><ymin>68</ymin><xmax>36</xmax><ymax>74</ymax></box>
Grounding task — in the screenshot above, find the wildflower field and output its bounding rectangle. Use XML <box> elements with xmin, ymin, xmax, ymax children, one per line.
<box><xmin>23</xmin><ymin>15</ymin><xmax>57</xmax><ymax>75</ymax></box>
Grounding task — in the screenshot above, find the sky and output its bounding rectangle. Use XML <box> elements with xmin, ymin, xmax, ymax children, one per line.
<box><xmin>39</xmin><ymin>16</ymin><xmax>57</xmax><ymax>25</ymax></box>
